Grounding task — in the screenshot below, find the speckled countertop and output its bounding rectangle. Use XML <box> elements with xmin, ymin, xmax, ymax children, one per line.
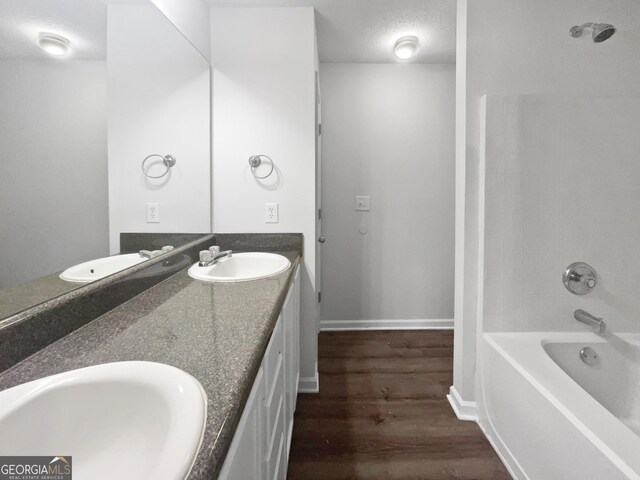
<box><xmin>0</xmin><ymin>272</ymin><xmax>78</xmax><ymax>320</ymax></box>
<box><xmin>0</xmin><ymin>250</ymin><xmax>301</xmax><ymax>480</ymax></box>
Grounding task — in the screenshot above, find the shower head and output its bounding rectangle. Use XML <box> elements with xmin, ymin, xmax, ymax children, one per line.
<box><xmin>570</xmin><ymin>23</ymin><xmax>616</xmax><ymax>42</ymax></box>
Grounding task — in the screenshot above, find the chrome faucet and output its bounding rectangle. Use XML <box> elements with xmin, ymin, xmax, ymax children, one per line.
<box><xmin>574</xmin><ymin>309</ymin><xmax>606</xmax><ymax>334</ymax></box>
<box><xmin>199</xmin><ymin>246</ymin><xmax>232</xmax><ymax>267</ymax></box>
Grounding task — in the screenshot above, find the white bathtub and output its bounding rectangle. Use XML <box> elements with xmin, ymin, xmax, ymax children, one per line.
<box><xmin>480</xmin><ymin>332</ymin><xmax>640</xmax><ymax>480</ymax></box>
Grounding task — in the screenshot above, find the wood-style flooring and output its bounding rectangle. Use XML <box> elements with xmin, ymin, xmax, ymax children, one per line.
<box><xmin>287</xmin><ymin>330</ymin><xmax>511</xmax><ymax>480</ymax></box>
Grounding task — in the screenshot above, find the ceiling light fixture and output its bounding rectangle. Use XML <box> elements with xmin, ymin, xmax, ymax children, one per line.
<box><xmin>393</xmin><ymin>35</ymin><xmax>419</xmax><ymax>60</ymax></box>
<box><xmin>37</xmin><ymin>33</ymin><xmax>70</xmax><ymax>57</ymax></box>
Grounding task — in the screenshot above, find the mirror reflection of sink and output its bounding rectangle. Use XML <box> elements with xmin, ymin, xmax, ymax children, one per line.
<box><xmin>188</xmin><ymin>252</ymin><xmax>291</xmax><ymax>283</ymax></box>
<box><xmin>130</xmin><ymin>253</ymin><xmax>192</xmax><ymax>281</ymax></box>
<box><xmin>0</xmin><ymin>362</ymin><xmax>207</xmax><ymax>480</ymax></box>
<box><xmin>59</xmin><ymin>253</ymin><xmax>148</xmax><ymax>283</ymax></box>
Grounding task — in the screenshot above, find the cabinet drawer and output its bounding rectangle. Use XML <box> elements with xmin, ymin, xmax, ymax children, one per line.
<box><xmin>265</xmin><ymin>356</ymin><xmax>284</xmax><ymax>452</ymax></box>
<box><xmin>272</xmin><ymin>432</ymin><xmax>286</xmax><ymax>480</ymax></box>
<box><xmin>264</xmin><ymin>316</ymin><xmax>284</xmax><ymax>391</ymax></box>
<box><xmin>265</xmin><ymin>381</ymin><xmax>285</xmax><ymax>480</ymax></box>
<box><xmin>266</xmin><ymin>429</ymin><xmax>285</xmax><ymax>480</ymax></box>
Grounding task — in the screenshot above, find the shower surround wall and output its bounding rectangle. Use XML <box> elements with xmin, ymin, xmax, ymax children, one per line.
<box><xmin>454</xmin><ymin>0</ymin><xmax>640</xmax><ymax>408</ymax></box>
<box><xmin>482</xmin><ymin>95</ymin><xmax>640</xmax><ymax>333</ymax></box>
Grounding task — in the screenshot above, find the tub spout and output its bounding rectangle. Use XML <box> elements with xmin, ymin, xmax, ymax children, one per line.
<box><xmin>574</xmin><ymin>309</ymin><xmax>606</xmax><ymax>334</ymax></box>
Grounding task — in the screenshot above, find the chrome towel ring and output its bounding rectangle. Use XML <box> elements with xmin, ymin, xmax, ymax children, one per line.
<box><xmin>142</xmin><ymin>154</ymin><xmax>176</xmax><ymax>179</ymax></box>
<box><xmin>248</xmin><ymin>154</ymin><xmax>275</xmax><ymax>179</ymax></box>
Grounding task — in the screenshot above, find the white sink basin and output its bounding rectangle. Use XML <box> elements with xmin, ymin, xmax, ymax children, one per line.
<box><xmin>188</xmin><ymin>252</ymin><xmax>291</xmax><ymax>283</ymax></box>
<box><xmin>59</xmin><ymin>253</ymin><xmax>147</xmax><ymax>283</ymax></box>
<box><xmin>0</xmin><ymin>362</ymin><xmax>207</xmax><ymax>480</ymax></box>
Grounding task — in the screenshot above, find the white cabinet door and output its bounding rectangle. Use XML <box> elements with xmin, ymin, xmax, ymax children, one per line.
<box><xmin>218</xmin><ymin>367</ymin><xmax>265</xmax><ymax>480</ymax></box>
<box><xmin>283</xmin><ymin>266</ymin><xmax>301</xmax><ymax>462</ymax></box>
<box><xmin>293</xmin><ymin>265</ymin><xmax>300</xmax><ymax>409</ymax></box>
<box><xmin>264</xmin><ymin>314</ymin><xmax>286</xmax><ymax>480</ymax></box>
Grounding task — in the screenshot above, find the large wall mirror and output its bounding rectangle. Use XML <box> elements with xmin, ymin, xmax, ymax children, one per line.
<box><xmin>0</xmin><ymin>0</ymin><xmax>211</xmax><ymax>320</ymax></box>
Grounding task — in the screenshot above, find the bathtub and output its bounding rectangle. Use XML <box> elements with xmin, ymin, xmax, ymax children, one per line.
<box><xmin>480</xmin><ymin>332</ymin><xmax>640</xmax><ymax>480</ymax></box>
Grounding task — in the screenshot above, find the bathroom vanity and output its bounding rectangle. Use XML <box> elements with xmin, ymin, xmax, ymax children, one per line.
<box><xmin>219</xmin><ymin>264</ymin><xmax>300</xmax><ymax>480</ymax></box>
<box><xmin>0</xmin><ymin>233</ymin><xmax>303</xmax><ymax>479</ymax></box>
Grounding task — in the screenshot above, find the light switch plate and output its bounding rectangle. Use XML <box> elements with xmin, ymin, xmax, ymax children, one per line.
<box><xmin>355</xmin><ymin>196</ymin><xmax>370</xmax><ymax>211</ymax></box>
<box><xmin>146</xmin><ymin>203</ymin><xmax>160</xmax><ymax>223</ymax></box>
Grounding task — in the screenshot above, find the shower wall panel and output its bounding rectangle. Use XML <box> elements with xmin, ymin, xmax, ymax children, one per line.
<box><xmin>482</xmin><ymin>95</ymin><xmax>640</xmax><ymax>333</ymax></box>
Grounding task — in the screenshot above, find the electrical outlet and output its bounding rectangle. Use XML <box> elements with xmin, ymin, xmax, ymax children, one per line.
<box><xmin>265</xmin><ymin>203</ymin><xmax>279</xmax><ymax>223</ymax></box>
<box><xmin>355</xmin><ymin>196</ymin><xmax>370</xmax><ymax>211</ymax></box>
<box><xmin>146</xmin><ymin>203</ymin><xmax>160</xmax><ymax>223</ymax></box>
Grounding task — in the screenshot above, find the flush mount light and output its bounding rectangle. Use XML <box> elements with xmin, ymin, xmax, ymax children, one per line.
<box><xmin>37</xmin><ymin>33</ymin><xmax>70</xmax><ymax>57</ymax></box>
<box><xmin>393</xmin><ymin>35</ymin><xmax>419</xmax><ymax>60</ymax></box>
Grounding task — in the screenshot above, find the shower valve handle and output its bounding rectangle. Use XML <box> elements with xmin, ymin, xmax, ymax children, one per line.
<box><xmin>580</xmin><ymin>275</ymin><xmax>597</xmax><ymax>289</ymax></box>
<box><xmin>563</xmin><ymin>262</ymin><xmax>598</xmax><ymax>295</ymax></box>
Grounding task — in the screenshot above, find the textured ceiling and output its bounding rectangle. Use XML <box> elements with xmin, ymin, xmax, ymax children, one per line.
<box><xmin>0</xmin><ymin>0</ymin><xmax>107</xmax><ymax>60</ymax></box>
<box><xmin>0</xmin><ymin>0</ymin><xmax>456</xmax><ymax>63</ymax></box>
<box><xmin>208</xmin><ymin>0</ymin><xmax>457</xmax><ymax>64</ymax></box>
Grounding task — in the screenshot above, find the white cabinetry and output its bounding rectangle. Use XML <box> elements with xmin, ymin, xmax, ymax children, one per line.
<box><xmin>283</xmin><ymin>265</ymin><xmax>300</xmax><ymax>454</ymax></box>
<box><xmin>218</xmin><ymin>367</ymin><xmax>265</xmax><ymax>479</ymax></box>
<box><xmin>219</xmin><ymin>266</ymin><xmax>301</xmax><ymax>480</ymax></box>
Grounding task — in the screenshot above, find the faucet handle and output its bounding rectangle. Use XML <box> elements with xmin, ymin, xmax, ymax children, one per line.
<box><xmin>162</xmin><ymin>245</ymin><xmax>174</xmax><ymax>252</ymax></box>
<box><xmin>209</xmin><ymin>246</ymin><xmax>220</xmax><ymax>255</ymax></box>
<box><xmin>199</xmin><ymin>250</ymin><xmax>212</xmax><ymax>264</ymax></box>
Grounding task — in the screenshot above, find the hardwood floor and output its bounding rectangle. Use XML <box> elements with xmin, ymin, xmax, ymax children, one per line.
<box><xmin>287</xmin><ymin>330</ymin><xmax>511</xmax><ymax>480</ymax></box>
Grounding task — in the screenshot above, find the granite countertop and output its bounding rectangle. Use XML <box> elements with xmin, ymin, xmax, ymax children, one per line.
<box><xmin>0</xmin><ymin>250</ymin><xmax>301</xmax><ymax>479</ymax></box>
<box><xmin>0</xmin><ymin>272</ymin><xmax>78</xmax><ymax>320</ymax></box>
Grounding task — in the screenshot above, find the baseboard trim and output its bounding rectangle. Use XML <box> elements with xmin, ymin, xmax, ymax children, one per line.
<box><xmin>298</xmin><ymin>363</ymin><xmax>319</xmax><ymax>393</ymax></box>
<box><xmin>320</xmin><ymin>319</ymin><xmax>454</xmax><ymax>331</ymax></box>
<box><xmin>446</xmin><ymin>386</ymin><xmax>478</xmax><ymax>421</ymax></box>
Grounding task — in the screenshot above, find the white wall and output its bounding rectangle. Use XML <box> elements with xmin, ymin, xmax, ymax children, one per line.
<box><xmin>0</xmin><ymin>61</ymin><xmax>108</xmax><ymax>288</ymax></box>
<box><xmin>107</xmin><ymin>4</ymin><xmax>211</xmax><ymax>253</ymax></box>
<box><xmin>456</xmin><ymin>0</ymin><xmax>640</xmax><ymax>408</ymax></box>
<box><xmin>318</xmin><ymin>63</ymin><xmax>455</xmax><ymax>326</ymax></box>
<box><xmin>451</xmin><ymin>0</ymin><xmax>476</xmax><ymax>407</ymax></box>
<box><xmin>211</xmin><ymin>7</ymin><xmax>318</xmax><ymax>383</ymax></box>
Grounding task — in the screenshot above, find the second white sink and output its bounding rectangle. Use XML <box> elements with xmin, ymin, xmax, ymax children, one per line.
<box><xmin>59</xmin><ymin>253</ymin><xmax>147</xmax><ymax>283</ymax></box>
<box><xmin>188</xmin><ymin>252</ymin><xmax>291</xmax><ymax>283</ymax></box>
